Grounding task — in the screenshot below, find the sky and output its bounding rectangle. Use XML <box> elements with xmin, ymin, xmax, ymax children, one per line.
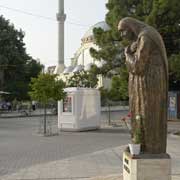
<box><xmin>0</xmin><ymin>0</ymin><xmax>108</xmax><ymax>67</ymax></box>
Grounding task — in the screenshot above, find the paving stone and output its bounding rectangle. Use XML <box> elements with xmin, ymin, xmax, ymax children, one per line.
<box><xmin>0</xmin><ymin>115</ymin><xmax>180</xmax><ymax>180</ymax></box>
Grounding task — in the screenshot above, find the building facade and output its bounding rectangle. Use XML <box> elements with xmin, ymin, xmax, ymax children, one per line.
<box><xmin>48</xmin><ymin>21</ymin><xmax>111</xmax><ymax>89</ymax></box>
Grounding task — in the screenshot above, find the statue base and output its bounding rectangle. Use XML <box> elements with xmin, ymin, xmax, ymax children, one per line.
<box><xmin>123</xmin><ymin>150</ymin><xmax>171</xmax><ymax>180</ymax></box>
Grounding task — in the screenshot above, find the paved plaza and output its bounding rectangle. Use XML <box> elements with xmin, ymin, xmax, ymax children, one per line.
<box><xmin>0</xmin><ymin>112</ymin><xmax>180</xmax><ymax>180</ymax></box>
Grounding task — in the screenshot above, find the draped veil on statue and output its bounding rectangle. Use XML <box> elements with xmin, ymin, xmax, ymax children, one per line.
<box><xmin>118</xmin><ymin>17</ymin><xmax>168</xmax><ymax>154</ymax></box>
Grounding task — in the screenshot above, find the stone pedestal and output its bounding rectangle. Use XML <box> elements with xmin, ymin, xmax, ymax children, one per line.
<box><xmin>123</xmin><ymin>150</ymin><xmax>171</xmax><ymax>180</ymax></box>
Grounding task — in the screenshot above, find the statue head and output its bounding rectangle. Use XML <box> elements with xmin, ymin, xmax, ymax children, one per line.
<box><xmin>118</xmin><ymin>17</ymin><xmax>146</xmax><ymax>41</ymax></box>
<box><xmin>118</xmin><ymin>20</ymin><xmax>135</xmax><ymax>41</ymax></box>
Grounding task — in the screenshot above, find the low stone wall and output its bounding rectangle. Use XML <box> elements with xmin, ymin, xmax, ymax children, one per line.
<box><xmin>101</xmin><ymin>106</ymin><xmax>129</xmax><ymax>112</ymax></box>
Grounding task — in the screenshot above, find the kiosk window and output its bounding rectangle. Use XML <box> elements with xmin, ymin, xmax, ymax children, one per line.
<box><xmin>63</xmin><ymin>96</ymin><xmax>72</xmax><ymax>112</ymax></box>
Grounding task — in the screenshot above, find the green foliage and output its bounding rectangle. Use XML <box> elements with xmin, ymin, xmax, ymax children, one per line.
<box><xmin>146</xmin><ymin>0</ymin><xmax>180</xmax><ymax>56</ymax></box>
<box><xmin>105</xmin><ymin>0</ymin><xmax>180</xmax><ymax>56</ymax></box>
<box><xmin>98</xmin><ymin>87</ymin><xmax>109</xmax><ymax>106</ymax></box>
<box><xmin>169</xmin><ymin>53</ymin><xmax>180</xmax><ymax>90</ymax></box>
<box><xmin>66</xmin><ymin>68</ymin><xmax>98</xmax><ymax>88</ymax></box>
<box><xmin>169</xmin><ymin>54</ymin><xmax>180</xmax><ymax>80</ymax></box>
<box><xmin>0</xmin><ymin>15</ymin><xmax>43</xmax><ymax>100</ymax></box>
<box><xmin>98</xmin><ymin>65</ymin><xmax>128</xmax><ymax>104</ymax></box>
<box><xmin>98</xmin><ymin>66</ymin><xmax>128</xmax><ymax>105</ymax></box>
<box><xmin>108</xmin><ymin>66</ymin><xmax>128</xmax><ymax>101</ymax></box>
<box><xmin>91</xmin><ymin>0</ymin><xmax>180</xmax><ymax>91</ymax></box>
<box><xmin>29</xmin><ymin>73</ymin><xmax>66</xmax><ymax>104</ymax></box>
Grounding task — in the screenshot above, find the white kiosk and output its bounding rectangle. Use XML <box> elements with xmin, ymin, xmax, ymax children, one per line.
<box><xmin>58</xmin><ymin>87</ymin><xmax>101</xmax><ymax>131</ymax></box>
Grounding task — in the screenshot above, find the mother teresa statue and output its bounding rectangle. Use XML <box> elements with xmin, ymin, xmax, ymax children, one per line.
<box><xmin>118</xmin><ymin>17</ymin><xmax>168</xmax><ymax>154</ymax></box>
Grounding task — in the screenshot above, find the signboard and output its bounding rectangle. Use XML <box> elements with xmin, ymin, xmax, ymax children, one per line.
<box><xmin>169</xmin><ymin>96</ymin><xmax>176</xmax><ymax>111</ymax></box>
<box><xmin>124</xmin><ymin>158</ymin><xmax>130</xmax><ymax>174</ymax></box>
<box><xmin>63</xmin><ymin>96</ymin><xmax>72</xmax><ymax>113</ymax></box>
<box><xmin>123</xmin><ymin>154</ymin><xmax>131</xmax><ymax>180</ymax></box>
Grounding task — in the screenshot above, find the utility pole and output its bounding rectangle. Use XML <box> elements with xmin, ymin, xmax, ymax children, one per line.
<box><xmin>55</xmin><ymin>0</ymin><xmax>66</xmax><ymax>74</ymax></box>
<box><xmin>0</xmin><ymin>67</ymin><xmax>4</xmax><ymax>90</ymax></box>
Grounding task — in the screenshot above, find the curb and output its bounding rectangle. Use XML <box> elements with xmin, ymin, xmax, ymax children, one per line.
<box><xmin>84</xmin><ymin>174</ymin><xmax>123</xmax><ymax>180</ymax></box>
<box><xmin>170</xmin><ymin>133</ymin><xmax>180</xmax><ymax>138</ymax></box>
<box><xmin>0</xmin><ymin>113</ymin><xmax>56</xmax><ymax>119</ymax></box>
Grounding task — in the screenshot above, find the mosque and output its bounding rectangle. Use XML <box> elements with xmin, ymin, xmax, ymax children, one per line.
<box><xmin>47</xmin><ymin>21</ymin><xmax>112</xmax><ymax>89</ymax></box>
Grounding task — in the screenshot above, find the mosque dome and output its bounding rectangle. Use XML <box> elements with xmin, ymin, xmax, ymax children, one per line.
<box><xmin>81</xmin><ymin>21</ymin><xmax>110</xmax><ymax>43</ymax></box>
<box><xmin>72</xmin><ymin>65</ymin><xmax>84</xmax><ymax>73</ymax></box>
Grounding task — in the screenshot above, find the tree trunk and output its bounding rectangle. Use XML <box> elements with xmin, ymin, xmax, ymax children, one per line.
<box><xmin>0</xmin><ymin>70</ymin><xmax>4</xmax><ymax>89</ymax></box>
<box><xmin>44</xmin><ymin>104</ymin><xmax>47</xmax><ymax>135</ymax></box>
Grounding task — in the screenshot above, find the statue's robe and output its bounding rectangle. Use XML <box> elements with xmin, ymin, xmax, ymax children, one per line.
<box><xmin>125</xmin><ymin>25</ymin><xmax>168</xmax><ymax>154</ymax></box>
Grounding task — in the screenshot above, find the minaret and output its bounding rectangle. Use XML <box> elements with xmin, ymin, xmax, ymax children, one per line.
<box><xmin>55</xmin><ymin>0</ymin><xmax>66</xmax><ymax>74</ymax></box>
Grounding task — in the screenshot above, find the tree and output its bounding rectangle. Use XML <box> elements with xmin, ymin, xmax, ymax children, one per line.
<box><xmin>90</xmin><ymin>0</ymin><xmax>180</xmax><ymax>91</ymax></box>
<box><xmin>98</xmin><ymin>87</ymin><xmax>109</xmax><ymax>106</ymax></box>
<box><xmin>29</xmin><ymin>73</ymin><xmax>66</xmax><ymax>135</ymax></box>
<box><xmin>66</xmin><ymin>68</ymin><xmax>98</xmax><ymax>88</ymax></box>
<box><xmin>0</xmin><ymin>15</ymin><xmax>43</xmax><ymax>100</ymax></box>
<box><xmin>169</xmin><ymin>53</ymin><xmax>180</xmax><ymax>90</ymax></box>
<box><xmin>108</xmin><ymin>66</ymin><xmax>128</xmax><ymax>101</ymax></box>
<box><xmin>98</xmin><ymin>65</ymin><xmax>128</xmax><ymax>104</ymax></box>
